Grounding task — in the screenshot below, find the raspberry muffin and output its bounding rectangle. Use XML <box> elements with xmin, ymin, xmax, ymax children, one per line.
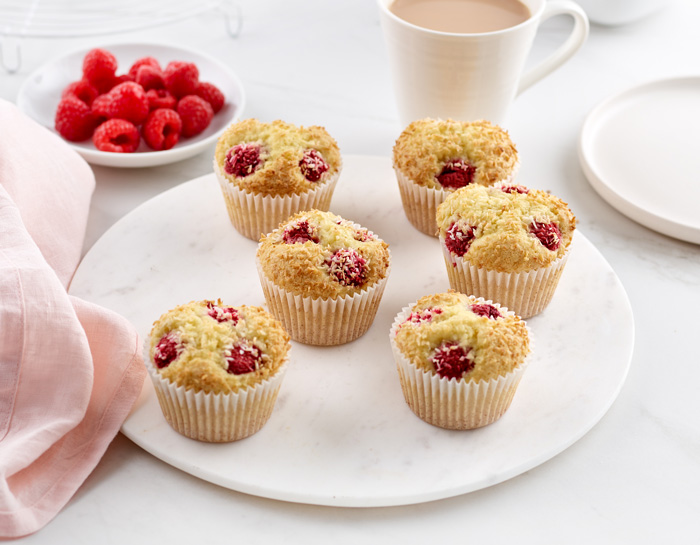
<box><xmin>214</xmin><ymin>118</ymin><xmax>342</xmax><ymax>240</ymax></box>
<box><xmin>256</xmin><ymin>209</ymin><xmax>391</xmax><ymax>345</ymax></box>
<box><xmin>390</xmin><ymin>291</ymin><xmax>531</xmax><ymax>430</ymax></box>
<box><xmin>436</xmin><ymin>183</ymin><xmax>576</xmax><ymax>319</ymax></box>
<box><xmin>145</xmin><ymin>300</ymin><xmax>291</xmax><ymax>442</ymax></box>
<box><xmin>393</xmin><ymin>118</ymin><xmax>520</xmax><ymax>237</ymax></box>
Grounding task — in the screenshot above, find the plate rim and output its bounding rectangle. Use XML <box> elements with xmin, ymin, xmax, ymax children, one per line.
<box><xmin>578</xmin><ymin>75</ymin><xmax>700</xmax><ymax>245</ymax></box>
<box><xmin>16</xmin><ymin>40</ymin><xmax>246</xmax><ymax>168</ymax></box>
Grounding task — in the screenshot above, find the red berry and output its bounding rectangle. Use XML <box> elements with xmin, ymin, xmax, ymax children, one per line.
<box><xmin>283</xmin><ymin>220</ymin><xmax>319</xmax><ymax>244</ymax></box>
<box><xmin>327</xmin><ymin>248</ymin><xmax>367</xmax><ymax>287</ymax></box>
<box><xmin>206</xmin><ymin>301</ymin><xmax>239</xmax><ymax>324</ymax></box>
<box><xmin>135</xmin><ymin>64</ymin><xmax>165</xmax><ymax>91</ymax></box>
<box><xmin>98</xmin><ymin>81</ymin><xmax>150</xmax><ymax>125</ymax></box>
<box><xmin>224</xmin><ymin>143</ymin><xmax>262</xmax><ymax>177</ymax></box>
<box><xmin>299</xmin><ymin>149</ymin><xmax>329</xmax><ymax>182</ymax></box>
<box><xmin>226</xmin><ymin>341</ymin><xmax>261</xmax><ymax>375</ymax></box>
<box><xmin>146</xmin><ymin>89</ymin><xmax>177</xmax><ymax>111</ymax></box>
<box><xmin>164</xmin><ymin>61</ymin><xmax>199</xmax><ymax>99</ymax></box>
<box><xmin>530</xmin><ymin>221</ymin><xmax>562</xmax><ymax>251</ymax></box>
<box><xmin>82</xmin><ymin>48</ymin><xmax>118</xmax><ymax>93</ymax></box>
<box><xmin>471</xmin><ymin>303</ymin><xmax>501</xmax><ymax>319</ymax></box>
<box><xmin>128</xmin><ymin>56</ymin><xmax>161</xmax><ymax>80</ymax></box>
<box><xmin>431</xmin><ymin>342</ymin><xmax>474</xmax><ymax>380</ymax></box>
<box><xmin>176</xmin><ymin>95</ymin><xmax>213</xmax><ymax>137</ymax></box>
<box><xmin>444</xmin><ymin>221</ymin><xmax>476</xmax><ymax>257</ymax></box>
<box><xmin>143</xmin><ymin>109</ymin><xmax>182</xmax><ymax>151</ymax></box>
<box><xmin>195</xmin><ymin>82</ymin><xmax>225</xmax><ymax>113</ymax></box>
<box><xmin>437</xmin><ymin>159</ymin><xmax>476</xmax><ymax>189</ymax></box>
<box><xmin>54</xmin><ymin>95</ymin><xmax>99</xmax><ymax>142</ymax></box>
<box><xmin>154</xmin><ymin>332</ymin><xmax>180</xmax><ymax>368</ymax></box>
<box><xmin>402</xmin><ymin>307</ymin><xmax>443</xmax><ymax>326</ymax></box>
<box><xmin>61</xmin><ymin>79</ymin><xmax>99</xmax><ymax>106</ymax></box>
<box><xmin>501</xmin><ymin>184</ymin><xmax>529</xmax><ymax>195</ymax></box>
<box><xmin>93</xmin><ymin>119</ymin><xmax>140</xmax><ymax>153</ymax></box>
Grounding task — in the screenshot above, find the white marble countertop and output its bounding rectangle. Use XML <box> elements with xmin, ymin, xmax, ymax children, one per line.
<box><xmin>3</xmin><ymin>0</ymin><xmax>700</xmax><ymax>542</ymax></box>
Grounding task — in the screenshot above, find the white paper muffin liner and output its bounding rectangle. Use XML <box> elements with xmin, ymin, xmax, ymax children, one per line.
<box><xmin>144</xmin><ymin>348</ymin><xmax>288</xmax><ymax>443</ymax></box>
<box><xmin>256</xmin><ymin>254</ymin><xmax>391</xmax><ymax>346</ymax></box>
<box><xmin>389</xmin><ymin>299</ymin><xmax>531</xmax><ymax>430</ymax></box>
<box><xmin>393</xmin><ymin>164</ymin><xmax>519</xmax><ymax>238</ymax></box>
<box><xmin>440</xmin><ymin>237</ymin><xmax>570</xmax><ymax>319</ymax></box>
<box><xmin>214</xmin><ymin>160</ymin><xmax>341</xmax><ymax>241</ymax></box>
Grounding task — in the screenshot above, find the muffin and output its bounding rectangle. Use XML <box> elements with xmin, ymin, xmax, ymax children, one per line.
<box><xmin>214</xmin><ymin>118</ymin><xmax>342</xmax><ymax>240</ymax></box>
<box><xmin>390</xmin><ymin>291</ymin><xmax>531</xmax><ymax>430</ymax></box>
<box><xmin>436</xmin><ymin>182</ymin><xmax>576</xmax><ymax>319</ymax></box>
<box><xmin>392</xmin><ymin>118</ymin><xmax>519</xmax><ymax>236</ymax></box>
<box><xmin>256</xmin><ymin>209</ymin><xmax>391</xmax><ymax>345</ymax></box>
<box><xmin>145</xmin><ymin>299</ymin><xmax>291</xmax><ymax>442</ymax></box>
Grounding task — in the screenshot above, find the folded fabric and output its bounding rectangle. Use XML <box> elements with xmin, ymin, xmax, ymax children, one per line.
<box><xmin>0</xmin><ymin>99</ymin><xmax>146</xmax><ymax>538</ymax></box>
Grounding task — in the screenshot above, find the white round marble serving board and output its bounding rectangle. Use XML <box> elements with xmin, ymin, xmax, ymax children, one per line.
<box><xmin>69</xmin><ymin>154</ymin><xmax>634</xmax><ymax>507</ymax></box>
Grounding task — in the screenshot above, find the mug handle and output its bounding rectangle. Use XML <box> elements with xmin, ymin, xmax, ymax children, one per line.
<box><xmin>517</xmin><ymin>0</ymin><xmax>589</xmax><ymax>95</ymax></box>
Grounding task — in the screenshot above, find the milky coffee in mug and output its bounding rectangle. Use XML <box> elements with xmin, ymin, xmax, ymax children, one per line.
<box><xmin>389</xmin><ymin>0</ymin><xmax>531</xmax><ymax>34</ymax></box>
<box><xmin>378</xmin><ymin>0</ymin><xmax>589</xmax><ymax>126</ymax></box>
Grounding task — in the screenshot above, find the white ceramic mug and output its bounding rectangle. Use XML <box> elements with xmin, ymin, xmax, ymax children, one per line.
<box><xmin>378</xmin><ymin>0</ymin><xmax>589</xmax><ymax>126</ymax></box>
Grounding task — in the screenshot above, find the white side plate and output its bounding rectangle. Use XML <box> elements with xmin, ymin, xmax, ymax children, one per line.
<box><xmin>69</xmin><ymin>155</ymin><xmax>634</xmax><ymax>507</ymax></box>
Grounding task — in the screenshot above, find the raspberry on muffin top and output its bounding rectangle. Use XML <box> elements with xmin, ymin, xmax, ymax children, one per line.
<box><xmin>147</xmin><ymin>300</ymin><xmax>290</xmax><ymax>394</ymax></box>
<box><xmin>257</xmin><ymin>209</ymin><xmax>390</xmax><ymax>299</ymax></box>
<box><xmin>214</xmin><ymin>118</ymin><xmax>341</xmax><ymax>197</ymax></box>
<box><xmin>392</xmin><ymin>118</ymin><xmax>519</xmax><ymax>191</ymax></box>
<box><xmin>436</xmin><ymin>183</ymin><xmax>576</xmax><ymax>273</ymax></box>
<box><xmin>393</xmin><ymin>291</ymin><xmax>530</xmax><ymax>383</ymax></box>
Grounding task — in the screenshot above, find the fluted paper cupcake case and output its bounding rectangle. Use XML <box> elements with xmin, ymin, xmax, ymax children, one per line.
<box><xmin>214</xmin><ymin>160</ymin><xmax>342</xmax><ymax>241</ymax></box>
<box><xmin>144</xmin><ymin>349</ymin><xmax>288</xmax><ymax>443</ymax></box>
<box><xmin>440</xmin><ymin>238</ymin><xmax>570</xmax><ymax>320</ymax></box>
<box><xmin>393</xmin><ymin>164</ymin><xmax>519</xmax><ymax>238</ymax></box>
<box><xmin>256</xmin><ymin>254</ymin><xmax>391</xmax><ymax>346</ymax></box>
<box><xmin>389</xmin><ymin>299</ymin><xmax>531</xmax><ymax>430</ymax></box>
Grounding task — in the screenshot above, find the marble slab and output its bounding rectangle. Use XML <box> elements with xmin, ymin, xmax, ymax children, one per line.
<box><xmin>69</xmin><ymin>155</ymin><xmax>634</xmax><ymax>507</ymax></box>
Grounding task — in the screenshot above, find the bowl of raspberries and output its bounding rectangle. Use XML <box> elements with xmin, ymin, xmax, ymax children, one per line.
<box><xmin>17</xmin><ymin>43</ymin><xmax>245</xmax><ymax>167</ymax></box>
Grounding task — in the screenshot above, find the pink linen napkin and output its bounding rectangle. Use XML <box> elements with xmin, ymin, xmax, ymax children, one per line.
<box><xmin>0</xmin><ymin>99</ymin><xmax>146</xmax><ymax>538</ymax></box>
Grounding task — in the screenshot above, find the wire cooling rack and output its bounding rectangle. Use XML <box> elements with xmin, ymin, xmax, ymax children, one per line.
<box><xmin>0</xmin><ymin>0</ymin><xmax>241</xmax><ymax>72</ymax></box>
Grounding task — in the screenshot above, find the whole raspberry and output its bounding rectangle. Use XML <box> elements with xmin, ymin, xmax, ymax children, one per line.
<box><xmin>61</xmin><ymin>80</ymin><xmax>99</xmax><ymax>106</ymax></box>
<box><xmin>402</xmin><ymin>307</ymin><xmax>443</xmax><ymax>326</ymax></box>
<box><xmin>226</xmin><ymin>341</ymin><xmax>262</xmax><ymax>375</ymax></box>
<box><xmin>225</xmin><ymin>143</ymin><xmax>262</xmax><ymax>177</ymax></box>
<box><xmin>135</xmin><ymin>64</ymin><xmax>165</xmax><ymax>91</ymax></box>
<box><xmin>327</xmin><ymin>248</ymin><xmax>367</xmax><ymax>287</ymax></box>
<box><xmin>471</xmin><ymin>303</ymin><xmax>501</xmax><ymax>319</ymax></box>
<box><xmin>437</xmin><ymin>159</ymin><xmax>476</xmax><ymax>189</ymax></box>
<box><xmin>164</xmin><ymin>61</ymin><xmax>199</xmax><ymax>99</ymax></box>
<box><xmin>195</xmin><ymin>82</ymin><xmax>225</xmax><ymax>113</ymax></box>
<box><xmin>82</xmin><ymin>48</ymin><xmax>118</xmax><ymax>93</ymax></box>
<box><xmin>431</xmin><ymin>342</ymin><xmax>474</xmax><ymax>380</ymax></box>
<box><xmin>299</xmin><ymin>149</ymin><xmax>329</xmax><ymax>182</ymax></box>
<box><xmin>501</xmin><ymin>184</ymin><xmax>529</xmax><ymax>195</ymax></box>
<box><xmin>206</xmin><ymin>301</ymin><xmax>239</xmax><ymax>324</ymax></box>
<box><xmin>283</xmin><ymin>220</ymin><xmax>319</xmax><ymax>244</ymax></box>
<box><xmin>530</xmin><ymin>221</ymin><xmax>562</xmax><ymax>251</ymax></box>
<box><xmin>54</xmin><ymin>95</ymin><xmax>99</xmax><ymax>142</ymax></box>
<box><xmin>128</xmin><ymin>56</ymin><xmax>161</xmax><ymax>80</ymax></box>
<box><xmin>93</xmin><ymin>119</ymin><xmax>140</xmax><ymax>153</ymax></box>
<box><xmin>176</xmin><ymin>95</ymin><xmax>214</xmax><ymax>137</ymax></box>
<box><xmin>154</xmin><ymin>332</ymin><xmax>181</xmax><ymax>368</ymax></box>
<box><xmin>143</xmin><ymin>109</ymin><xmax>182</xmax><ymax>151</ymax></box>
<box><xmin>444</xmin><ymin>221</ymin><xmax>476</xmax><ymax>257</ymax></box>
<box><xmin>146</xmin><ymin>89</ymin><xmax>177</xmax><ymax>111</ymax></box>
<box><xmin>98</xmin><ymin>81</ymin><xmax>150</xmax><ymax>125</ymax></box>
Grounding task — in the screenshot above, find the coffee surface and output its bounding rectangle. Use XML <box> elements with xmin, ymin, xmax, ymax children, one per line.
<box><xmin>389</xmin><ymin>0</ymin><xmax>531</xmax><ymax>33</ymax></box>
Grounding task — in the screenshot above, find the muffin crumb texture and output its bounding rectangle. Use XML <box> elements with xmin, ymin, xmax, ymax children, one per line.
<box><xmin>215</xmin><ymin>118</ymin><xmax>341</xmax><ymax>196</ymax></box>
<box><xmin>394</xmin><ymin>291</ymin><xmax>530</xmax><ymax>383</ymax></box>
<box><xmin>393</xmin><ymin>118</ymin><xmax>519</xmax><ymax>190</ymax></box>
<box><xmin>436</xmin><ymin>183</ymin><xmax>576</xmax><ymax>272</ymax></box>
<box><xmin>147</xmin><ymin>300</ymin><xmax>290</xmax><ymax>394</ymax></box>
<box><xmin>257</xmin><ymin>209</ymin><xmax>390</xmax><ymax>299</ymax></box>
